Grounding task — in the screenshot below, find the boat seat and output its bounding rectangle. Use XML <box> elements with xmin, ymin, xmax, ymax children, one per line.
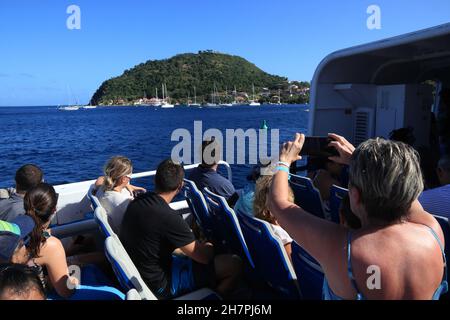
<box><xmin>50</xmin><ymin>218</ymin><xmax>98</xmax><ymax>239</ymax></box>
<box><xmin>203</xmin><ymin>188</ymin><xmax>255</xmax><ymax>269</ymax></box>
<box><xmin>94</xmin><ymin>206</ymin><xmax>116</xmax><ymax>238</ymax></box>
<box><xmin>291</xmin><ymin>241</ymin><xmax>324</xmax><ymax>300</ymax></box>
<box><xmin>238</xmin><ymin>214</ymin><xmax>301</xmax><ymax>299</ymax></box>
<box><xmin>104</xmin><ymin>236</ymin><xmax>158</xmax><ymax>300</ymax></box>
<box><xmin>183</xmin><ymin>179</ymin><xmax>215</xmax><ymax>240</ymax></box>
<box><xmin>289</xmin><ymin>174</ymin><xmax>326</xmax><ymax>219</ymax></box>
<box><xmin>87</xmin><ymin>184</ymin><xmax>101</xmax><ymax>210</ymax></box>
<box><xmin>104</xmin><ymin>236</ymin><xmax>220</xmax><ymax>300</ymax></box>
<box><xmin>328</xmin><ymin>185</ymin><xmax>349</xmax><ymax>224</ymax></box>
<box><xmin>125</xmin><ymin>289</ymin><xmax>141</xmax><ymax>300</ymax></box>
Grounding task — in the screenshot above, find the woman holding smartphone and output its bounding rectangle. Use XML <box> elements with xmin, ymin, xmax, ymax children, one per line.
<box><xmin>270</xmin><ymin>133</ymin><xmax>447</xmax><ymax>300</ymax></box>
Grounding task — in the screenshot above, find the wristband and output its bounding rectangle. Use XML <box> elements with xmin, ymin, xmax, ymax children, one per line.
<box><xmin>277</xmin><ymin>161</ymin><xmax>290</xmax><ymax>168</ymax></box>
<box><xmin>276</xmin><ymin>166</ymin><xmax>291</xmax><ymax>180</ymax></box>
<box><xmin>276</xmin><ymin>166</ymin><xmax>290</xmax><ymax>174</ymax></box>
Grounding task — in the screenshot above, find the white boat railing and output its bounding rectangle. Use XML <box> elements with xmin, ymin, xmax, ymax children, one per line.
<box><xmin>54</xmin><ymin>161</ymin><xmax>232</xmax><ymax>225</ymax></box>
<box><xmin>129</xmin><ymin>160</ymin><xmax>232</xmax><ymax>182</ymax></box>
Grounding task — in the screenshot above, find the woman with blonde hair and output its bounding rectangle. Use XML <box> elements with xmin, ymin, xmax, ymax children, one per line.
<box><xmin>253</xmin><ymin>175</ymin><xmax>294</xmax><ymax>258</ymax></box>
<box><xmin>96</xmin><ymin>156</ymin><xmax>145</xmax><ymax>233</ymax></box>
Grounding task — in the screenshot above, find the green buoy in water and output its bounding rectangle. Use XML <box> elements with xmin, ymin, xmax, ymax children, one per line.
<box><xmin>260</xmin><ymin>120</ymin><xmax>268</xmax><ymax>130</ymax></box>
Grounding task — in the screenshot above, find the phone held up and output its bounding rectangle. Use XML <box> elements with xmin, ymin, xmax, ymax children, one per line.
<box><xmin>299</xmin><ymin>136</ymin><xmax>339</xmax><ymax>158</ymax></box>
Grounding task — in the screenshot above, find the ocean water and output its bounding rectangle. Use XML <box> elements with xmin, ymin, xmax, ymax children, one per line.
<box><xmin>0</xmin><ymin>105</ymin><xmax>309</xmax><ymax>189</ymax></box>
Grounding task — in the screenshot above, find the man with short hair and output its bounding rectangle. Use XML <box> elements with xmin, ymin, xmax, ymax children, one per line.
<box><xmin>0</xmin><ymin>264</ymin><xmax>46</xmax><ymax>300</ymax></box>
<box><xmin>120</xmin><ymin>159</ymin><xmax>242</xmax><ymax>299</ymax></box>
<box><xmin>0</xmin><ymin>164</ymin><xmax>43</xmax><ymax>221</ymax></box>
<box><xmin>188</xmin><ymin>139</ymin><xmax>237</xmax><ymax>204</ymax></box>
<box><xmin>419</xmin><ymin>155</ymin><xmax>450</xmax><ymax>218</ymax></box>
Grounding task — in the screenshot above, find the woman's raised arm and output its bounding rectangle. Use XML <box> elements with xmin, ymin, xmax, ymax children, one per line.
<box><xmin>269</xmin><ymin>133</ymin><xmax>347</xmax><ymax>266</ymax></box>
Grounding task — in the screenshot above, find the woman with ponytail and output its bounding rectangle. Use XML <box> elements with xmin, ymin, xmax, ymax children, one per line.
<box><xmin>95</xmin><ymin>156</ymin><xmax>145</xmax><ymax>233</ymax></box>
<box><xmin>24</xmin><ymin>183</ymin><xmax>79</xmax><ymax>298</ymax></box>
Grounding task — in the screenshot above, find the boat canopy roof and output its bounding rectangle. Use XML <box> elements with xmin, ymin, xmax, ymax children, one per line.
<box><xmin>313</xmin><ymin>23</ymin><xmax>450</xmax><ymax>85</ymax></box>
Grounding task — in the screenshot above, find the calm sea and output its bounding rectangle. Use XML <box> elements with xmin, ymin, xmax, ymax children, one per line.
<box><xmin>0</xmin><ymin>105</ymin><xmax>309</xmax><ymax>189</ymax></box>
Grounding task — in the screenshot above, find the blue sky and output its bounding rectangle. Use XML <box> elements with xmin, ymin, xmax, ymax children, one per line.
<box><xmin>0</xmin><ymin>0</ymin><xmax>449</xmax><ymax>106</ymax></box>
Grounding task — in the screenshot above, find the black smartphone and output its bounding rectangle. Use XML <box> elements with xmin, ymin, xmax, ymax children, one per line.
<box><xmin>300</xmin><ymin>136</ymin><xmax>339</xmax><ymax>158</ymax></box>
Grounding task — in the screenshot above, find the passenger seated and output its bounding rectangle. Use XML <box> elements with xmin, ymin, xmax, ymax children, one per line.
<box><xmin>188</xmin><ymin>139</ymin><xmax>237</xmax><ymax>206</ymax></box>
<box><xmin>23</xmin><ymin>183</ymin><xmax>79</xmax><ymax>298</ymax></box>
<box><xmin>419</xmin><ymin>155</ymin><xmax>450</xmax><ymax>218</ymax></box>
<box><xmin>0</xmin><ymin>216</ymin><xmax>35</xmax><ymax>265</ymax></box>
<box><xmin>234</xmin><ymin>161</ymin><xmax>275</xmax><ymax>217</ymax></box>
<box><xmin>312</xmin><ymin>160</ymin><xmax>345</xmax><ymax>201</ymax></box>
<box><xmin>23</xmin><ymin>183</ymin><xmax>119</xmax><ymax>300</ymax></box>
<box><xmin>120</xmin><ymin>159</ymin><xmax>243</xmax><ymax>299</ymax></box>
<box><xmin>95</xmin><ymin>156</ymin><xmax>146</xmax><ymax>233</ymax></box>
<box><xmin>390</xmin><ymin>126</ymin><xmax>441</xmax><ymax>189</ymax></box>
<box><xmin>253</xmin><ymin>175</ymin><xmax>294</xmax><ymax>259</ymax></box>
<box><xmin>389</xmin><ymin>127</ymin><xmax>416</xmax><ymax>146</ymax></box>
<box><xmin>0</xmin><ymin>264</ymin><xmax>46</xmax><ymax>300</ymax></box>
<box><xmin>0</xmin><ymin>164</ymin><xmax>43</xmax><ymax>222</ymax></box>
<box><xmin>270</xmin><ymin>133</ymin><xmax>447</xmax><ymax>300</ymax></box>
<box><xmin>339</xmin><ymin>195</ymin><xmax>361</xmax><ymax>229</ymax></box>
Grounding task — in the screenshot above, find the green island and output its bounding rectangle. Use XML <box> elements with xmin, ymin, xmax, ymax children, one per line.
<box><xmin>90</xmin><ymin>50</ymin><xmax>310</xmax><ymax>106</ymax></box>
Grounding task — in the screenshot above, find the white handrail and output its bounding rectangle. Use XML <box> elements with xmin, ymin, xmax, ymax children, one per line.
<box><xmin>54</xmin><ymin>161</ymin><xmax>233</xmax><ymax>224</ymax></box>
<box><xmin>130</xmin><ymin>161</ymin><xmax>233</xmax><ymax>183</ymax></box>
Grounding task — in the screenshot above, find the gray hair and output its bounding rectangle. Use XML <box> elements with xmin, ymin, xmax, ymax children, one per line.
<box><xmin>349</xmin><ymin>138</ymin><xmax>424</xmax><ymax>223</ymax></box>
<box><xmin>438</xmin><ymin>155</ymin><xmax>450</xmax><ymax>172</ymax></box>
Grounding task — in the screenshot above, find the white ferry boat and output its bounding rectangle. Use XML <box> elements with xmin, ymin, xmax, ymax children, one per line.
<box><xmin>50</xmin><ymin>23</ymin><xmax>450</xmax><ymax>300</ymax></box>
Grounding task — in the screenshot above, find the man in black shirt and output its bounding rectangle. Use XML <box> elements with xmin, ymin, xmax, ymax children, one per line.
<box><xmin>120</xmin><ymin>159</ymin><xmax>242</xmax><ymax>299</ymax></box>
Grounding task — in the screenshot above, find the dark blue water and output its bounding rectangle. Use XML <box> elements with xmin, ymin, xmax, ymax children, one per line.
<box><xmin>0</xmin><ymin>105</ymin><xmax>309</xmax><ymax>189</ymax></box>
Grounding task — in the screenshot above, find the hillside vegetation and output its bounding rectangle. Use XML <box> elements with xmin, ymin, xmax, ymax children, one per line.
<box><xmin>90</xmin><ymin>51</ymin><xmax>290</xmax><ymax>105</ymax></box>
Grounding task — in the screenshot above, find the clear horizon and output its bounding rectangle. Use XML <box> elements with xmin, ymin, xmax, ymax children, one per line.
<box><xmin>1</xmin><ymin>0</ymin><xmax>449</xmax><ymax>106</ymax></box>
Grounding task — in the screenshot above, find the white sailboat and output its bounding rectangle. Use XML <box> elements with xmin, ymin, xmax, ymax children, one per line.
<box><xmin>205</xmin><ymin>83</ymin><xmax>219</xmax><ymax>107</ymax></box>
<box><xmin>160</xmin><ymin>83</ymin><xmax>174</xmax><ymax>108</ymax></box>
<box><xmin>219</xmin><ymin>87</ymin><xmax>233</xmax><ymax>107</ymax></box>
<box><xmin>189</xmin><ymin>86</ymin><xmax>201</xmax><ymax>107</ymax></box>
<box><xmin>149</xmin><ymin>88</ymin><xmax>162</xmax><ymax>107</ymax></box>
<box><xmin>231</xmin><ymin>86</ymin><xmax>240</xmax><ymax>106</ymax></box>
<box><xmin>59</xmin><ymin>85</ymin><xmax>81</xmax><ymax>111</ymax></box>
<box><xmin>248</xmin><ymin>84</ymin><xmax>261</xmax><ymax>106</ymax></box>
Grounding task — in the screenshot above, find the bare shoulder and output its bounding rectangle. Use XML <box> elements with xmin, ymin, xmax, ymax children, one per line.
<box><xmin>40</xmin><ymin>236</ymin><xmax>64</xmax><ymax>253</ymax></box>
<box><xmin>350</xmin><ymin>224</ymin><xmax>444</xmax><ymax>298</ymax></box>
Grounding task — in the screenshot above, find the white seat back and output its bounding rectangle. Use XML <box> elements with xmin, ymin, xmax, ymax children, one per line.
<box><xmin>94</xmin><ymin>206</ymin><xmax>116</xmax><ymax>238</ymax></box>
<box><xmin>104</xmin><ymin>236</ymin><xmax>158</xmax><ymax>300</ymax></box>
<box><xmin>126</xmin><ymin>289</ymin><xmax>142</xmax><ymax>300</ymax></box>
